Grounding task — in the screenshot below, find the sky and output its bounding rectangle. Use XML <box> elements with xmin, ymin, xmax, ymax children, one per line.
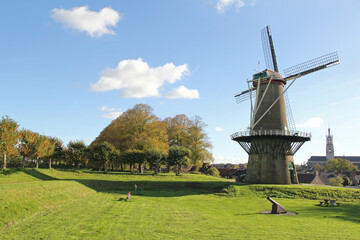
<box><xmin>1</xmin><ymin>0</ymin><xmax>360</xmax><ymax>164</ymax></box>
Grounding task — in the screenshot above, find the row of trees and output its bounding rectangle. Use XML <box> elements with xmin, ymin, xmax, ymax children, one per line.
<box><xmin>1</xmin><ymin>104</ymin><xmax>214</xmax><ymax>173</ymax></box>
<box><xmin>0</xmin><ymin>115</ymin><xmax>90</xmax><ymax>170</ymax></box>
<box><xmin>91</xmin><ymin>104</ymin><xmax>213</xmax><ymax>173</ymax></box>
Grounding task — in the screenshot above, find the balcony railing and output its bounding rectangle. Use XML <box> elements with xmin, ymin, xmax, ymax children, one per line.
<box><xmin>230</xmin><ymin>130</ymin><xmax>311</xmax><ymax>140</ymax></box>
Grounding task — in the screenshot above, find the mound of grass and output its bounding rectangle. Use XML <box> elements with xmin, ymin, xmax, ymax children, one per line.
<box><xmin>0</xmin><ymin>168</ymin><xmax>41</xmax><ymax>184</ymax></box>
<box><xmin>0</xmin><ymin>181</ymin><xmax>95</xmax><ymax>227</ymax></box>
<box><xmin>22</xmin><ymin>169</ymin><xmax>230</xmax><ymax>193</ymax></box>
<box><xmin>229</xmin><ymin>184</ymin><xmax>360</xmax><ymax>201</ymax></box>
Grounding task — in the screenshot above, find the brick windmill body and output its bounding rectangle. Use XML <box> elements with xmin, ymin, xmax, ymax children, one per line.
<box><xmin>231</xmin><ymin>26</ymin><xmax>340</xmax><ymax>184</ymax></box>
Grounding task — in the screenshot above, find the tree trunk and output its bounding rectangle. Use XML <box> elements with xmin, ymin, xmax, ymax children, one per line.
<box><xmin>120</xmin><ymin>163</ymin><xmax>124</xmax><ymax>172</ymax></box>
<box><xmin>139</xmin><ymin>163</ymin><xmax>143</xmax><ymax>173</ymax></box>
<box><xmin>77</xmin><ymin>162</ymin><xmax>80</xmax><ymax>170</ymax></box>
<box><xmin>22</xmin><ymin>156</ymin><xmax>26</xmax><ymax>169</ymax></box>
<box><xmin>3</xmin><ymin>153</ymin><xmax>6</xmax><ymax>169</ymax></box>
<box><xmin>49</xmin><ymin>159</ymin><xmax>52</xmax><ymax>169</ymax></box>
<box><xmin>36</xmin><ymin>157</ymin><xmax>39</xmax><ymax>168</ymax></box>
<box><xmin>104</xmin><ymin>163</ymin><xmax>108</xmax><ymax>173</ymax></box>
<box><xmin>178</xmin><ymin>164</ymin><xmax>181</xmax><ymax>174</ymax></box>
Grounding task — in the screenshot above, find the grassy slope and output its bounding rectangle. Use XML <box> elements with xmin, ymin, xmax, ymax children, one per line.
<box><xmin>0</xmin><ymin>169</ymin><xmax>41</xmax><ymax>184</ymax></box>
<box><xmin>1</xmin><ymin>169</ymin><xmax>360</xmax><ymax>240</ymax></box>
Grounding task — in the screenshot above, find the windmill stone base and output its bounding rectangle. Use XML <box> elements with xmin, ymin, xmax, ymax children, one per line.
<box><xmin>246</xmin><ymin>154</ymin><xmax>296</xmax><ymax>184</ymax></box>
<box><xmin>231</xmin><ymin>130</ymin><xmax>311</xmax><ymax>184</ymax></box>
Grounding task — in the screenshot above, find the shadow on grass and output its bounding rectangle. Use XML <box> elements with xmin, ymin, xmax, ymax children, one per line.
<box><xmin>300</xmin><ymin>203</ymin><xmax>360</xmax><ymax>224</ymax></box>
<box><xmin>81</xmin><ymin>170</ymin><xmax>155</xmax><ymax>176</ymax></box>
<box><xmin>22</xmin><ymin>168</ymin><xmax>58</xmax><ymax>181</ymax></box>
<box><xmin>13</xmin><ymin>168</ymin><xmax>233</xmax><ymax>197</ymax></box>
<box><xmin>72</xmin><ymin>179</ymin><xmax>233</xmax><ymax>197</ymax></box>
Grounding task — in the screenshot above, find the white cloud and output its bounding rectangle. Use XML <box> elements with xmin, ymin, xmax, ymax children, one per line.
<box><xmin>100</xmin><ymin>106</ymin><xmax>115</xmax><ymax>111</ymax></box>
<box><xmin>165</xmin><ymin>86</ymin><xmax>199</xmax><ymax>99</ymax></box>
<box><xmin>51</xmin><ymin>6</ymin><xmax>121</xmax><ymax>38</ymax></box>
<box><xmin>100</xmin><ymin>106</ymin><xmax>123</xmax><ymax>119</ymax></box>
<box><xmin>216</xmin><ymin>0</ymin><xmax>245</xmax><ymax>13</ymax></box>
<box><xmin>297</xmin><ymin>117</ymin><xmax>324</xmax><ymax>128</ymax></box>
<box><xmin>90</xmin><ymin>58</ymin><xmax>192</xmax><ymax>98</ymax></box>
<box><xmin>102</xmin><ymin>111</ymin><xmax>123</xmax><ymax>119</ymax></box>
<box><xmin>215</xmin><ymin>127</ymin><xmax>225</xmax><ymax>132</ymax></box>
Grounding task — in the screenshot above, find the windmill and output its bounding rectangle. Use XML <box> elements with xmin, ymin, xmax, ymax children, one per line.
<box><xmin>231</xmin><ymin>26</ymin><xmax>340</xmax><ymax>184</ymax></box>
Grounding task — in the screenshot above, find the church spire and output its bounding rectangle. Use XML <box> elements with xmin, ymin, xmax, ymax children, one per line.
<box><xmin>326</xmin><ymin>128</ymin><xmax>334</xmax><ymax>160</ymax></box>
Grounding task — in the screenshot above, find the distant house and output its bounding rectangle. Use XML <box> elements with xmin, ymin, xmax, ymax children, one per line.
<box><xmin>211</xmin><ymin>163</ymin><xmax>246</xmax><ymax>179</ymax></box>
<box><xmin>297</xmin><ymin>171</ymin><xmax>325</xmax><ymax>185</ymax></box>
<box><xmin>217</xmin><ymin>168</ymin><xmax>246</xmax><ymax>179</ymax></box>
<box><xmin>212</xmin><ymin>163</ymin><xmax>235</xmax><ymax>169</ymax></box>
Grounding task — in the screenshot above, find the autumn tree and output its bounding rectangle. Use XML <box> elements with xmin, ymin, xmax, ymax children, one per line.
<box><xmin>52</xmin><ymin>139</ymin><xmax>65</xmax><ymax>167</ymax></box>
<box><xmin>146</xmin><ymin>148</ymin><xmax>165</xmax><ymax>174</ymax></box>
<box><xmin>164</xmin><ymin>114</ymin><xmax>192</xmax><ymax>147</ymax></box>
<box><xmin>67</xmin><ymin>140</ymin><xmax>87</xmax><ymax>169</ymax></box>
<box><xmin>90</xmin><ymin>141</ymin><xmax>119</xmax><ymax>173</ymax></box>
<box><xmin>165</xmin><ymin>115</ymin><xmax>213</xmax><ymax>170</ymax></box>
<box><xmin>92</xmin><ymin>104</ymin><xmax>214</xmax><ymax>172</ymax></box>
<box><xmin>92</xmin><ymin>104</ymin><xmax>169</xmax><ymax>157</ymax></box>
<box><xmin>0</xmin><ymin>116</ymin><xmax>20</xmax><ymax>169</ymax></box>
<box><xmin>45</xmin><ymin>137</ymin><xmax>57</xmax><ymax>169</ymax></box>
<box><xmin>18</xmin><ymin>129</ymin><xmax>38</xmax><ymax>168</ymax></box>
<box><xmin>326</xmin><ymin>158</ymin><xmax>357</xmax><ymax>174</ymax></box>
<box><xmin>167</xmin><ymin>145</ymin><xmax>190</xmax><ymax>174</ymax></box>
<box><xmin>33</xmin><ymin>134</ymin><xmax>51</xmax><ymax>168</ymax></box>
<box><xmin>186</xmin><ymin>116</ymin><xmax>213</xmax><ymax>169</ymax></box>
<box><xmin>122</xmin><ymin>149</ymin><xmax>146</xmax><ymax>173</ymax></box>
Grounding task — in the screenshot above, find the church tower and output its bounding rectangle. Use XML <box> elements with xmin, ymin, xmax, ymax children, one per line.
<box><xmin>326</xmin><ymin>128</ymin><xmax>334</xmax><ymax>160</ymax></box>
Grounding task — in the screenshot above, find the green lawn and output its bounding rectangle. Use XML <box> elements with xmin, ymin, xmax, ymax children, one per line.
<box><xmin>1</xmin><ymin>169</ymin><xmax>360</xmax><ymax>239</ymax></box>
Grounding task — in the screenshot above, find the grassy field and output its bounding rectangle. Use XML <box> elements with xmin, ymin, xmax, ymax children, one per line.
<box><xmin>1</xmin><ymin>169</ymin><xmax>360</xmax><ymax>239</ymax></box>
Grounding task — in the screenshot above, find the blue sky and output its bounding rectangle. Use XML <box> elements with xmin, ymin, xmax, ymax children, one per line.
<box><xmin>1</xmin><ymin>0</ymin><xmax>360</xmax><ymax>164</ymax></box>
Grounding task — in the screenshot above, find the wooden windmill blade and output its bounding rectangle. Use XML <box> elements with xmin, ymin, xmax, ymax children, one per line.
<box><xmin>261</xmin><ymin>25</ymin><xmax>279</xmax><ymax>72</ymax></box>
<box><xmin>283</xmin><ymin>52</ymin><xmax>340</xmax><ymax>81</ymax></box>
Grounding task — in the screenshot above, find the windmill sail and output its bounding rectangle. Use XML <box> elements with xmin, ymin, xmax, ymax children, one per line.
<box><xmin>234</xmin><ymin>87</ymin><xmax>256</xmax><ymax>103</ymax></box>
<box><xmin>261</xmin><ymin>25</ymin><xmax>279</xmax><ymax>72</ymax></box>
<box><xmin>284</xmin><ymin>52</ymin><xmax>340</xmax><ymax>80</ymax></box>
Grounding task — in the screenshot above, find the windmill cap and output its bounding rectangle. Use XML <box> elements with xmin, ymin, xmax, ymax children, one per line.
<box><xmin>252</xmin><ymin>69</ymin><xmax>285</xmax><ymax>85</ymax></box>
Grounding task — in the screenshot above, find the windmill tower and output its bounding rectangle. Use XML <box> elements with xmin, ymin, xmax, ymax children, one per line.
<box><xmin>231</xmin><ymin>26</ymin><xmax>340</xmax><ymax>184</ymax></box>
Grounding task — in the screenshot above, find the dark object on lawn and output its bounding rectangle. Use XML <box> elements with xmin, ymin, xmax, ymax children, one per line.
<box><xmin>319</xmin><ymin>199</ymin><xmax>340</xmax><ymax>207</ymax></box>
<box><xmin>267</xmin><ymin>196</ymin><xmax>287</xmax><ymax>214</ymax></box>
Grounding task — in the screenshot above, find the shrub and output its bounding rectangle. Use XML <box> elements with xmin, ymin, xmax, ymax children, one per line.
<box><xmin>1</xmin><ymin>168</ymin><xmax>11</xmax><ymax>175</ymax></box>
<box><xmin>222</xmin><ymin>185</ymin><xmax>237</xmax><ymax>196</ymax></box>
<box><xmin>206</xmin><ymin>167</ymin><xmax>220</xmax><ymax>177</ymax></box>
<box><xmin>342</xmin><ymin>176</ymin><xmax>352</xmax><ymax>186</ymax></box>
<box><xmin>236</xmin><ymin>174</ymin><xmax>246</xmax><ymax>182</ymax></box>
<box><xmin>328</xmin><ymin>177</ymin><xmax>343</xmax><ymax>187</ymax></box>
